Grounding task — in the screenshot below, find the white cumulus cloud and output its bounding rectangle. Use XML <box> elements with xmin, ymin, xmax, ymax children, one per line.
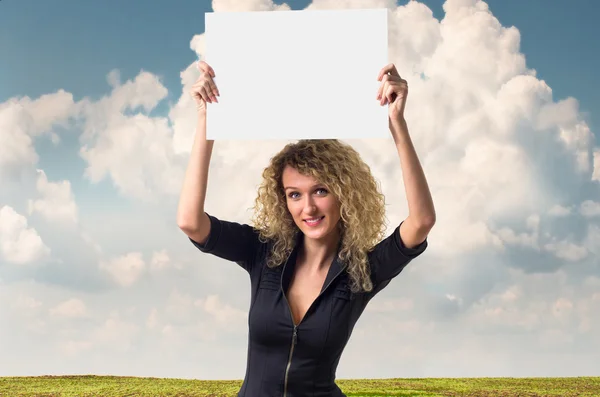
<box><xmin>0</xmin><ymin>91</ymin><xmax>76</xmax><ymax>182</ymax></box>
<box><xmin>0</xmin><ymin>206</ymin><xmax>50</xmax><ymax>265</ymax></box>
<box><xmin>99</xmin><ymin>252</ymin><xmax>145</xmax><ymax>287</ymax></box>
<box><xmin>27</xmin><ymin>169</ymin><xmax>78</xmax><ymax>224</ymax></box>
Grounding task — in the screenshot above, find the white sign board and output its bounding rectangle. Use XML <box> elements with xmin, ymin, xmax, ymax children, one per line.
<box><xmin>204</xmin><ymin>8</ymin><xmax>389</xmax><ymax>140</ymax></box>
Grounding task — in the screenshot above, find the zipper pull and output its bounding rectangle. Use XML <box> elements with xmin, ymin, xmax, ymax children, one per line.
<box><xmin>293</xmin><ymin>326</ymin><xmax>297</xmax><ymax>345</ymax></box>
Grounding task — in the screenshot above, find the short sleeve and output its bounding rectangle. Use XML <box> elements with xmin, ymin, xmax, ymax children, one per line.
<box><xmin>189</xmin><ymin>212</ymin><xmax>263</xmax><ymax>273</ymax></box>
<box><xmin>366</xmin><ymin>221</ymin><xmax>427</xmax><ymax>296</ymax></box>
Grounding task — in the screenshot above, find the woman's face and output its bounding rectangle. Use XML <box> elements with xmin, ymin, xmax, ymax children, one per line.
<box><xmin>282</xmin><ymin>165</ymin><xmax>341</xmax><ymax>241</ymax></box>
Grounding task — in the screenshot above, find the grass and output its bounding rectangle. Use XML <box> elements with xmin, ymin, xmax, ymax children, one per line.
<box><xmin>0</xmin><ymin>376</ymin><xmax>599</xmax><ymax>396</ymax></box>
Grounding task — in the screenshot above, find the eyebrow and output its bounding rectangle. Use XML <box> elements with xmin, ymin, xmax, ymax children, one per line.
<box><xmin>284</xmin><ymin>184</ymin><xmax>325</xmax><ymax>191</ymax></box>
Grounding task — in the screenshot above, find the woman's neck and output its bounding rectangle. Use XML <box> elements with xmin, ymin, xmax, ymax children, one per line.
<box><xmin>298</xmin><ymin>229</ymin><xmax>341</xmax><ymax>272</ymax></box>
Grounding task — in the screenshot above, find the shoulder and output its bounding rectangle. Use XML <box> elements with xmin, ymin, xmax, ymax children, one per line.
<box><xmin>366</xmin><ymin>221</ymin><xmax>427</xmax><ymax>288</ymax></box>
<box><xmin>368</xmin><ymin>222</ymin><xmax>427</xmax><ymax>259</ymax></box>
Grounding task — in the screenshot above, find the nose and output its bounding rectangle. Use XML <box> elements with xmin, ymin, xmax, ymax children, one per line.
<box><xmin>302</xmin><ymin>196</ymin><xmax>317</xmax><ymax>214</ymax></box>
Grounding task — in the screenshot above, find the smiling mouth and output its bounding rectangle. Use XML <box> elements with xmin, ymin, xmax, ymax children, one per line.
<box><xmin>304</xmin><ymin>216</ymin><xmax>325</xmax><ymax>225</ymax></box>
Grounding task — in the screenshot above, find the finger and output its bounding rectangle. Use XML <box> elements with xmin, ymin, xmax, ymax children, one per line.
<box><xmin>377</xmin><ymin>74</ymin><xmax>390</xmax><ymax>101</ymax></box>
<box><xmin>397</xmin><ymin>80</ymin><xmax>408</xmax><ymax>93</ymax></box>
<box><xmin>190</xmin><ymin>87</ymin><xmax>203</xmax><ymax>106</ymax></box>
<box><xmin>378</xmin><ymin>63</ymin><xmax>399</xmax><ymax>81</ymax></box>
<box><xmin>207</xmin><ymin>77</ymin><xmax>219</xmax><ymax>99</ymax></box>
<box><xmin>197</xmin><ymin>60</ymin><xmax>211</xmax><ymax>75</ymax></box>
<box><xmin>398</xmin><ymin>80</ymin><xmax>408</xmax><ymax>95</ymax></box>
<box><xmin>197</xmin><ymin>60</ymin><xmax>216</xmax><ymax>78</ymax></box>
<box><xmin>380</xmin><ymin>81</ymin><xmax>389</xmax><ymax>105</ymax></box>
<box><xmin>195</xmin><ymin>78</ymin><xmax>217</xmax><ymax>102</ymax></box>
<box><xmin>381</xmin><ymin>80</ymin><xmax>398</xmax><ymax>105</ymax></box>
<box><xmin>198</xmin><ymin>84</ymin><xmax>211</xmax><ymax>103</ymax></box>
<box><xmin>385</xmin><ymin>84</ymin><xmax>396</xmax><ymax>104</ymax></box>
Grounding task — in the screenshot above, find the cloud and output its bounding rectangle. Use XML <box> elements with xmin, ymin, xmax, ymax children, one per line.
<box><xmin>593</xmin><ymin>149</ymin><xmax>600</xmax><ymax>181</ymax></box>
<box><xmin>150</xmin><ymin>250</ymin><xmax>181</xmax><ymax>271</ymax></box>
<box><xmin>367</xmin><ymin>297</ymin><xmax>414</xmax><ymax>312</ymax></box>
<box><xmin>27</xmin><ymin>169</ymin><xmax>78</xmax><ymax>224</ymax></box>
<box><xmin>579</xmin><ymin>200</ymin><xmax>600</xmax><ymax>217</ymax></box>
<box><xmin>0</xmin><ymin>91</ymin><xmax>76</xmax><ymax>182</ymax></box>
<box><xmin>194</xmin><ymin>294</ymin><xmax>247</xmax><ymax>326</ymax></box>
<box><xmin>91</xmin><ymin>312</ymin><xmax>140</xmax><ymax>352</ymax></box>
<box><xmin>495</xmin><ymin>216</ymin><xmax>540</xmax><ymax>250</ymax></box>
<box><xmin>58</xmin><ymin>311</ymin><xmax>141</xmax><ymax>357</ymax></box>
<box><xmin>147</xmin><ymin>0</ymin><xmax>600</xmax><ymax>315</ymax></box>
<box><xmin>49</xmin><ymin>298</ymin><xmax>88</xmax><ymax>318</ymax></box>
<box><xmin>306</xmin><ymin>0</ymin><xmax>396</xmax><ymax>11</ymax></box>
<box><xmin>211</xmin><ymin>0</ymin><xmax>291</xmax><ymax>12</ymax></box>
<box><xmin>1</xmin><ymin>0</ymin><xmax>599</xmax><ymax>380</ymax></box>
<box><xmin>543</xmin><ymin>240</ymin><xmax>588</xmax><ymax>262</ymax></box>
<box><xmin>548</xmin><ymin>205</ymin><xmax>572</xmax><ymax>217</ymax></box>
<box><xmin>99</xmin><ymin>252</ymin><xmax>145</xmax><ymax>287</ymax></box>
<box><xmin>163</xmin><ymin>289</ymin><xmax>195</xmax><ymax>323</ymax></box>
<box><xmin>77</xmin><ymin>71</ymin><xmax>183</xmax><ymax>202</ymax></box>
<box><xmin>81</xmin><ymin>231</ymin><xmax>103</xmax><ymax>255</ymax></box>
<box><xmin>465</xmin><ymin>271</ymin><xmax>600</xmax><ymax>339</ymax></box>
<box><xmin>15</xmin><ymin>294</ymin><xmax>43</xmax><ymax>311</ymax></box>
<box><xmin>583</xmin><ymin>224</ymin><xmax>600</xmax><ymax>256</ymax></box>
<box><xmin>60</xmin><ymin>340</ymin><xmax>93</xmax><ymax>357</ymax></box>
<box><xmin>0</xmin><ymin>206</ymin><xmax>51</xmax><ymax>265</ymax></box>
<box><xmin>159</xmin><ymin>289</ymin><xmax>246</xmax><ymax>329</ymax></box>
<box><xmin>96</xmin><ymin>249</ymin><xmax>183</xmax><ymax>288</ymax></box>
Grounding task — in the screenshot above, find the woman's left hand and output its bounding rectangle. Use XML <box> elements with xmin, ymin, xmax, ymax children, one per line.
<box><xmin>376</xmin><ymin>63</ymin><xmax>408</xmax><ymax>123</ymax></box>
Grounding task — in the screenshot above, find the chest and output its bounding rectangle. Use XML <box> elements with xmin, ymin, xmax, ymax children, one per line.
<box><xmin>285</xmin><ymin>267</ymin><xmax>328</xmax><ymax>326</ymax></box>
<box><xmin>248</xmin><ymin>252</ymin><xmax>364</xmax><ymax>356</ymax></box>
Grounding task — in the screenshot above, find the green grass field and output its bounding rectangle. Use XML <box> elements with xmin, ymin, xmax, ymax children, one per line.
<box><xmin>1</xmin><ymin>376</ymin><xmax>599</xmax><ymax>397</ymax></box>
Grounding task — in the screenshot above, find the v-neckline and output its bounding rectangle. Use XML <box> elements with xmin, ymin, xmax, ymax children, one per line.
<box><xmin>281</xmin><ymin>233</ymin><xmax>347</xmax><ymax>327</ymax></box>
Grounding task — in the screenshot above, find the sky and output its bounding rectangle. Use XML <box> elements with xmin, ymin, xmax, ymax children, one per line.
<box><xmin>1</xmin><ymin>0</ymin><xmax>599</xmax><ymax>380</ymax></box>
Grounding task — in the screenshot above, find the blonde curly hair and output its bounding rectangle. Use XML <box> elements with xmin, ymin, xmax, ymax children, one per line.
<box><xmin>250</xmin><ymin>139</ymin><xmax>388</xmax><ymax>293</ymax></box>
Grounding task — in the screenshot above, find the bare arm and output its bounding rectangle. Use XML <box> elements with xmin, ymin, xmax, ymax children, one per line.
<box><xmin>390</xmin><ymin>118</ymin><xmax>435</xmax><ymax>249</ymax></box>
<box><xmin>377</xmin><ymin>63</ymin><xmax>435</xmax><ymax>249</ymax></box>
<box><xmin>177</xmin><ymin>111</ymin><xmax>214</xmax><ymax>244</ymax></box>
<box><xmin>177</xmin><ymin>61</ymin><xmax>219</xmax><ymax>244</ymax></box>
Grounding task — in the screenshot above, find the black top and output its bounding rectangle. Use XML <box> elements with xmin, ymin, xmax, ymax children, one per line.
<box><xmin>190</xmin><ymin>213</ymin><xmax>428</xmax><ymax>397</ymax></box>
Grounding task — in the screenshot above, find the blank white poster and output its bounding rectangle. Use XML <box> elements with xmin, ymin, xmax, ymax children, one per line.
<box><xmin>204</xmin><ymin>8</ymin><xmax>389</xmax><ymax>140</ymax></box>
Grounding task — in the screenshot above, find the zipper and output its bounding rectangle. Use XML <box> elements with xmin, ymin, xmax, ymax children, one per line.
<box><xmin>281</xmin><ymin>245</ymin><xmax>296</xmax><ymax>397</ymax></box>
<box><xmin>281</xmin><ymin>249</ymin><xmax>346</xmax><ymax>397</ymax></box>
<box><xmin>283</xmin><ymin>324</ymin><xmax>297</xmax><ymax>397</ymax></box>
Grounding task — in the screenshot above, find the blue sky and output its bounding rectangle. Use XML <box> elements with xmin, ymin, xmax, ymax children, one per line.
<box><xmin>2</xmin><ymin>0</ymin><xmax>599</xmax><ymax>132</ymax></box>
<box><xmin>1</xmin><ymin>0</ymin><xmax>599</xmax><ymax>380</ymax></box>
<box><xmin>2</xmin><ymin>0</ymin><xmax>599</xmax><ymax>205</ymax></box>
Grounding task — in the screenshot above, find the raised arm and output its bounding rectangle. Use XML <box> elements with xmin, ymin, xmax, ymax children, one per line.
<box><xmin>177</xmin><ymin>62</ymin><xmax>262</xmax><ymax>271</ymax></box>
<box><xmin>176</xmin><ymin>61</ymin><xmax>219</xmax><ymax>244</ymax></box>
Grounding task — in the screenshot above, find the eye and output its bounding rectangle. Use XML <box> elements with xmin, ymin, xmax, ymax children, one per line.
<box><xmin>287</xmin><ymin>188</ymin><xmax>327</xmax><ymax>199</ymax></box>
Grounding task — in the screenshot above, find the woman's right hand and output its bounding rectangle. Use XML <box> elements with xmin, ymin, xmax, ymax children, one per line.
<box><xmin>190</xmin><ymin>60</ymin><xmax>219</xmax><ymax>113</ymax></box>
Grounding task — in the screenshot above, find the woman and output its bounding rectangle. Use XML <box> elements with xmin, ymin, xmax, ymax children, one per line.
<box><xmin>177</xmin><ymin>60</ymin><xmax>435</xmax><ymax>397</ymax></box>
